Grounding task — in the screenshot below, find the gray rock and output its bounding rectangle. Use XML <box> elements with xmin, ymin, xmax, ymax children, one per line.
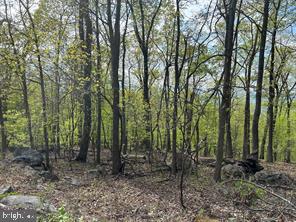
<box><xmin>23</xmin><ymin>166</ymin><xmax>38</xmax><ymax>177</ymax></box>
<box><xmin>254</xmin><ymin>170</ymin><xmax>294</xmax><ymax>186</ymax></box>
<box><xmin>88</xmin><ymin>165</ymin><xmax>107</xmax><ymax>177</ymax></box>
<box><xmin>12</xmin><ymin>149</ymin><xmax>44</xmax><ymax>167</ymax></box>
<box><xmin>0</xmin><ymin>195</ymin><xmax>42</xmax><ymax>209</ymax></box>
<box><xmin>0</xmin><ymin>195</ymin><xmax>56</xmax><ymax>213</ymax></box>
<box><xmin>0</xmin><ymin>186</ymin><xmax>13</xmax><ymax>195</ymax></box>
<box><xmin>222</xmin><ymin>164</ymin><xmax>245</xmax><ymax>179</ymax></box>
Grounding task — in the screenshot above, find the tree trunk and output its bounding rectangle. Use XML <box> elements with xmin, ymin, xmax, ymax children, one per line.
<box><xmin>121</xmin><ymin>12</ymin><xmax>129</xmax><ymax>155</ymax></box>
<box><xmin>95</xmin><ymin>0</ymin><xmax>102</xmax><ymax>164</ymax></box>
<box><xmin>260</xmin><ymin>115</ymin><xmax>269</xmax><ymax>159</ymax></box>
<box><xmin>214</xmin><ymin>0</ymin><xmax>237</xmax><ymax>182</ymax></box>
<box><xmin>252</xmin><ymin>0</ymin><xmax>270</xmax><ymax>159</ymax></box>
<box><xmin>172</xmin><ymin>0</ymin><xmax>181</xmax><ymax>175</ymax></box>
<box><xmin>4</xmin><ymin>0</ymin><xmax>34</xmax><ymax>149</ymax></box>
<box><xmin>267</xmin><ymin>0</ymin><xmax>281</xmax><ymax>163</ymax></box>
<box><xmin>76</xmin><ymin>0</ymin><xmax>92</xmax><ymax>162</ymax></box>
<box><xmin>108</xmin><ymin>0</ymin><xmax>122</xmax><ymax>174</ymax></box>
<box><xmin>164</xmin><ymin>62</ymin><xmax>171</xmax><ymax>162</ymax></box>
<box><xmin>285</xmin><ymin>100</ymin><xmax>291</xmax><ymax>163</ymax></box>
<box><xmin>225</xmin><ymin>112</ymin><xmax>233</xmax><ymax>158</ymax></box>
<box><xmin>243</xmin><ymin>30</ymin><xmax>258</xmax><ymax>160</ymax></box>
<box><xmin>0</xmin><ymin>98</ymin><xmax>7</xmax><ymax>155</ymax></box>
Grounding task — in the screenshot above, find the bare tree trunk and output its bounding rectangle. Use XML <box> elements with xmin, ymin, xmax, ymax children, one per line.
<box><xmin>267</xmin><ymin>0</ymin><xmax>281</xmax><ymax>163</ymax></box>
<box><xmin>225</xmin><ymin>112</ymin><xmax>233</xmax><ymax>158</ymax></box>
<box><xmin>121</xmin><ymin>11</ymin><xmax>129</xmax><ymax>155</ymax></box>
<box><xmin>76</xmin><ymin>0</ymin><xmax>92</xmax><ymax>162</ymax></box>
<box><xmin>107</xmin><ymin>0</ymin><xmax>122</xmax><ymax>174</ymax></box>
<box><xmin>164</xmin><ymin>63</ymin><xmax>171</xmax><ymax>162</ymax></box>
<box><xmin>0</xmin><ymin>98</ymin><xmax>7</xmax><ymax>155</ymax></box>
<box><xmin>214</xmin><ymin>0</ymin><xmax>237</xmax><ymax>182</ymax></box>
<box><xmin>4</xmin><ymin>0</ymin><xmax>34</xmax><ymax>149</ymax></box>
<box><xmin>285</xmin><ymin>99</ymin><xmax>292</xmax><ymax>163</ymax></box>
<box><xmin>172</xmin><ymin>0</ymin><xmax>181</xmax><ymax>175</ymax></box>
<box><xmin>20</xmin><ymin>0</ymin><xmax>51</xmax><ymax>169</ymax></box>
<box><xmin>95</xmin><ymin>0</ymin><xmax>102</xmax><ymax>164</ymax></box>
<box><xmin>252</xmin><ymin>0</ymin><xmax>270</xmax><ymax>159</ymax></box>
<box><xmin>243</xmin><ymin>30</ymin><xmax>258</xmax><ymax>160</ymax></box>
<box><xmin>260</xmin><ymin>115</ymin><xmax>268</xmax><ymax>159</ymax></box>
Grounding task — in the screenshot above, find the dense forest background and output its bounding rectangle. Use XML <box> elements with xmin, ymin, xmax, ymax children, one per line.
<box><xmin>0</xmin><ymin>0</ymin><xmax>295</xmax><ymax>180</ymax></box>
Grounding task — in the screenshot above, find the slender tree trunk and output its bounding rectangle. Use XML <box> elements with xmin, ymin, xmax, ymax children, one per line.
<box><xmin>107</xmin><ymin>0</ymin><xmax>122</xmax><ymax>174</ymax></box>
<box><xmin>214</xmin><ymin>0</ymin><xmax>237</xmax><ymax>182</ymax></box>
<box><xmin>121</xmin><ymin>12</ymin><xmax>129</xmax><ymax>155</ymax></box>
<box><xmin>260</xmin><ymin>115</ymin><xmax>269</xmax><ymax>159</ymax></box>
<box><xmin>164</xmin><ymin>63</ymin><xmax>171</xmax><ymax>162</ymax></box>
<box><xmin>267</xmin><ymin>0</ymin><xmax>281</xmax><ymax>163</ymax></box>
<box><xmin>243</xmin><ymin>30</ymin><xmax>258</xmax><ymax>160</ymax></box>
<box><xmin>53</xmin><ymin>47</ymin><xmax>61</xmax><ymax>158</ymax></box>
<box><xmin>22</xmin><ymin>72</ymin><xmax>34</xmax><ymax>149</ymax></box>
<box><xmin>0</xmin><ymin>98</ymin><xmax>7</xmax><ymax>155</ymax></box>
<box><xmin>95</xmin><ymin>0</ymin><xmax>102</xmax><ymax>164</ymax></box>
<box><xmin>76</xmin><ymin>0</ymin><xmax>92</xmax><ymax>162</ymax></box>
<box><xmin>142</xmin><ymin>51</ymin><xmax>152</xmax><ymax>160</ymax></box>
<box><xmin>252</xmin><ymin>0</ymin><xmax>270</xmax><ymax>159</ymax></box>
<box><xmin>20</xmin><ymin>0</ymin><xmax>51</xmax><ymax>168</ymax></box>
<box><xmin>225</xmin><ymin>112</ymin><xmax>233</xmax><ymax>158</ymax></box>
<box><xmin>4</xmin><ymin>0</ymin><xmax>34</xmax><ymax>149</ymax></box>
<box><xmin>172</xmin><ymin>0</ymin><xmax>181</xmax><ymax>175</ymax></box>
<box><xmin>285</xmin><ymin>100</ymin><xmax>291</xmax><ymax>163</ymax></box>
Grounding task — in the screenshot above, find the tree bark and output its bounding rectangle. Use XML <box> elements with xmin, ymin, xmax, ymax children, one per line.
<box><xmin>107</xmin><ymin>0</ymin><xmax>122</xmax><ymax>174</ymax></box>
<box><xmin>76</xmin><ymin>0</ymin><xmax>92</xmax><ymax>162</ymax></box>
<box><xmin>0</xmin><ymin>98</ymin><xmax>7</xmax><ymax>154</ymax></box>
<box><xmin>172</xmin><ymin>0</ymin><xmax>181</xmax><ymax>175</ymax></box>
<box><xmin>95</xmin><ymin>0</ymin><xmax>102</xmax><ymax>164</ymax></box>
<box><xmin>243</xmin><ymin>30</ymin><xmax>258</xmax><ymax>160</ymax></box>
<box><xmin>267</xmin><ymin>0</ymin><xmax>281</xmax><ymax>163</ymax></box>
<box><xmin>252</xmin><ymin>0</ymin><xmax>270</xmax><ymax>159</ymax></box>
<box><xmin>214</xmin><ymin>0</ymin><xmax>237</xmax><ymax>182</ymax></box>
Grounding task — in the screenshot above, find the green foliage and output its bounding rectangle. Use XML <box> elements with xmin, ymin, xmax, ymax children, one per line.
<box><xmin>0</xmin><ymin>192</ymin><xmax>18</xmax><ymax>200</ymax></box>
<box><xmin>39</xmin><ymin>206</ymin><xmax>75</xmax><ymax>222</ymax></box>
<box><xmin>233</xmin><ymin>180</ymin><xmax>266</xmax><ymax>206</ymax></box>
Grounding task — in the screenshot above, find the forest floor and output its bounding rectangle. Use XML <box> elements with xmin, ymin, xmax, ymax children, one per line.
<box><xmin>0</xmin><ymin>150</ymin><xmax>295</xmax><ymax>222</ymax></box>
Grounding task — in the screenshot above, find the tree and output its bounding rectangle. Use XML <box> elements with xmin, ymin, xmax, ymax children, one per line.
<box><xmin>127</xmin><ymin>0</ymin><xmax>162</xmax><ymax>160</ymax></box>
<box><xmin>214</xmin><ymin>0</ymin><xmax>238</xmax><ymax>182</ymax></box>
<box><xmin>76</xmin><ymin>0</ymin><xmax>93</xmax><ymax>162</ymax></box>
<box><xmin>107</xmin><ymin>0</ymin><xmax>122</xmax><ymax>174</ymax></box>
<box><xmin>20</xmin><ymin>0</ymin><xmax>50</xmax><ymax>169</ymax></box>
<box><xmin>252</xmin><ymin>0</ymin><xmax>271</xmax><ymax>159</ymax></box>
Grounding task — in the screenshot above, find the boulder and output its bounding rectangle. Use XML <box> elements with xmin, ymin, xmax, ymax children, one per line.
<box><xmin>87</xmin><ymin>165</ymin><xmax>107</xmax><ymax>177</ymax></box>
<box><xmin>12</xmin><ymin>149</ymin><xmax>44</xmax><ymax>167</ymax></box>
<box><xmin>222</xmin><ymin>163</ymin><xmax>245</xmax><ymax>179</ymax></box>
<box><xmin>254</xmin><ymin>170</ymin><xmax>294</xmax><ymax>186</ymax></box>
<box><xmin>222</xmin><ymin>153</ymin><xmax>264</xmax><ymax>179</ymax></box>
<box><xmin>39</xmin><ymin>171</ymin><xmax>59</xmax><ymax>181</ymax></box>
<box><xmin>0</xmin><ymin>195</ymin><xmax>56</xmax><ymax>213</ymax></box>
<box><xmin>0</xmin><ymin>186</ymin><xmax>13</xmax><ymax>195</ymax></box>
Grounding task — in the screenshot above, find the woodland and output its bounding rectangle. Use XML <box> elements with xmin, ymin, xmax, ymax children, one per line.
<box><xmin>0</xmin><ymin>0</ymin><xmax>296</xmax><ymax>221</ymax></box>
